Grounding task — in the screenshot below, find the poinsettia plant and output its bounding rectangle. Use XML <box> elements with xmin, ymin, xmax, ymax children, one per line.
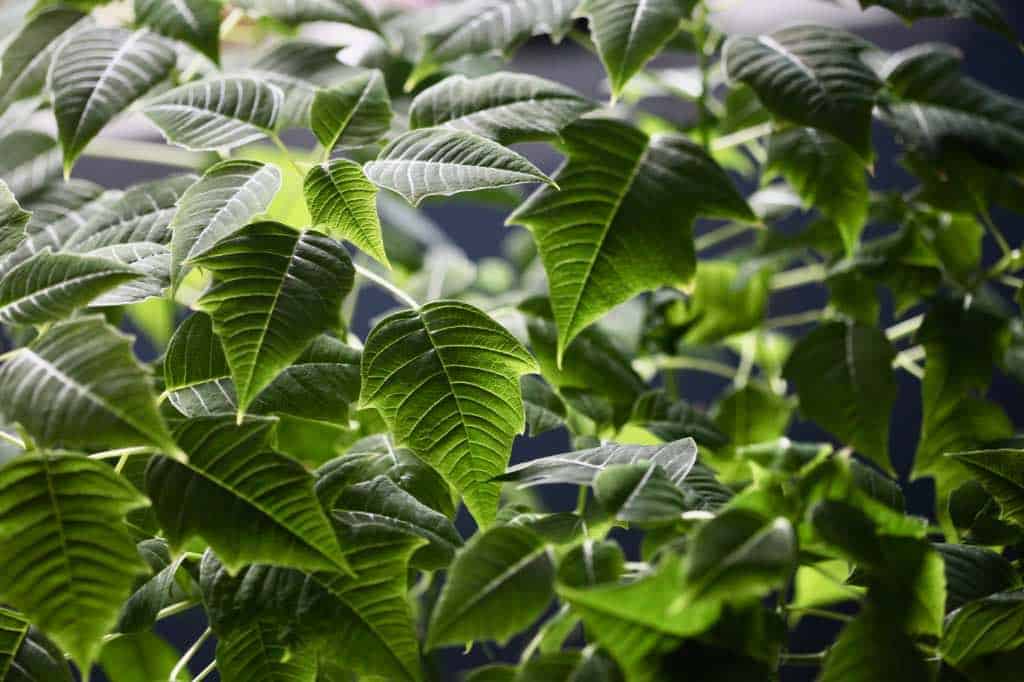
<box><xmin>0</xmin><ymin>0</ymin><xmax>1022</xmax><ymax>680</ymax></box>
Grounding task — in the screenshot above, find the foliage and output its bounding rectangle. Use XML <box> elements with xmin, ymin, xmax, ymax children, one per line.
<box><xmin>0</xmin><ymin>1</ymin><xmax>1021</xmax><ymax>680</ymax></box>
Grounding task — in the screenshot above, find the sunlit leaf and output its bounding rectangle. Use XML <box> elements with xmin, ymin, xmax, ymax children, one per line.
<box><xmin>304</xmin><ymin>159</ymin><xmax>388</xmax><ymax>267</ymax></box>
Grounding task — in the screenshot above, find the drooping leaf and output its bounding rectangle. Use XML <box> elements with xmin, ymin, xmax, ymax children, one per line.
<box><xmin>409</xmin><ymin>72</ymin><xmax>595</xmax><ymax>144</ymax></box>
<box><xmin>0</xmin><ymin>453</ymin><xmax>149</xmax><ymax>669</ymax></box>
<box><xmin>783</xmin><ymin>322</ymin><xmax>897</xmax><ymax>472</ymax></box>
<box><xmin>146</xmin><ymin>416</ymin><xmax>351</xmax><ymax>574</ymax></box>
<box><xmin>115</xmin><ymin>540</ymin><xmax>198</xmax><ymax>634</ymax></box>
<box><xmin>135</xmin><ymin>0</ymin><xmax>221</xmax><ymax>63</ymax></box>
<box><xmin>0</xmin><ymin>6</ymin><xmax>87</xmax><ymax>115</ymax></box>
<box><xmin>217</xmin><ymin>621</ymin><xmax>317</xmax><ymax>682</ymax></box>
<box><xmin>950</xmin><ymin>450</ymin><xmax>1024</xmax><ymax>528</ymax></box>
<box><xmin>364</xmin><ymin>128</ymin><xmax>553</xmax><ymax>206</ymax></box>
<box><xmin>0</xmin><ymin>251</ymin><xmax>138</xmax><ymax>325</ymax></box>
<box><xmin>304</xmin><ymin>159</ymin><xmax>388</xmax><ymax>267</ymax></box>
<box><xmin>310</xmin><ymin>70</ymin><xmax>392</xmax><ymax>152</ymax></box>
<box><xmin>144</xmin><ymin>77</ymin><xmax>284</xmax><ymax>151</ymax></box>
<box><xmin>193</xmin><ymin>221</ymin><xmax>355</xmax><ymax>415</ymax></box>
<box><xmin>235</xmin><ymin>0</ymin><xmax>381</xmax><ymax>33</ymax></box>
<box><xmin>0</xmin><ymin>180</ymin><xmax>30</xmax><ymax>259</ymax></box>
<box><xmin>723</xmin><ymin>25</ymin><xmax>882</xmax><ymax>159</ymax></box>
<box><xmin>427</xmin><ymin>526</ymin><xmax>555</xmax><ymax>649</ymax></box>
<box><xmin>0</xmin><ymin>608</ymin><xmax>72</xmax><ymax>682</ymax></box>
<box><xmin>0</xmin><ymin>131</ymin><xmax>61</xmax><ymax>201</ymax></box>
<box><xmin>766</xmin><ymin>127</ymin><xmax>869</xmax><ymax>253</ymax></box>
<box><xmin>50</xmin><ymin>27</ymin><xmax>176</xmax><ymax>172</ymax></box>
<box><xmin>521</xmin><ymin>375</ymin><xmax>568</xmax><ymax>436</ymax></box>
<box><xmin>577</xmin><ymin>0</ymin><xmax>691</xmax><ymax>99</ymax></box>
<box><xmin>508</xmin><ymin>118</ymin><xmax>753</xmax><ymax>360</ymax></box>
<box><xmin>942</xmin><ymin>592</ymin><xmax>1024</xmax><ymax>671</ymax></box>
<box><xmin>100</xmin><ymin>631</ymin><xmax>191</xmax><ymax>682</ymax></box>
<box><xmin>360</xmin><ymin>300</ymin><xmax>537</xmax><ymax>526</ymax></box>
<box><xmin>859</xmin><ymin>0</ymin><xmax>1015</xmax><ymax>41</ymax></box>
<box><xmin>500</xmin><ymin>438</ymin><xmax>698</xmax><ymax>489</ymax></box>
<box><xmin>0</xmin><ymin>315</ymin><xmax>177</xmax><ymax>453</ymax></box>
<box><xmin>593</xmin><ymin>463</ymin><xmax>689</xmax><ymax>524</ymax></box>
<box><xmin>169</xmin><ymin>159</ymin><xmax>282</xmax><ymax>285</ymax></box>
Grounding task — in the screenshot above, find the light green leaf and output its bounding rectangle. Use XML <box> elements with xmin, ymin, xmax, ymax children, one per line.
<box><xmin>0</xmin><ymin>453</ymin><xmax>149</xmax><ymax>669</ymax></box>
<box><xmin>364</xmin><ymin>128</ymin><xmax>553</xmax><ymax>206</ymax></box>
<box><xmin>860</xmin><ymin>0</ymin><xmax>1015</xmax><ymax>41</ymax></box>
<box><xmin>135</xmin><ymin>0</ymin><xmax>220</xmax><ymax>63</ymax></box>
<box><xmin>521</xmin><ymin>375</ymin><xmax>567</xmax><ymax>437</ymax></box>
<box><xmin>100</xmin><ymin>631</ymin><xmax>191</xmax><ymax>682</ymax></box>
<box><xmin>146</xmin><ymin>416</ymin><xmax>351</xmax><ymax>574</ymax></box>
<box><xmin>0</xmin><ymin>131</ymin><xmax>61</xmax><ymax>201</ymax></box>
<box><xmin>360</xmin><ymin>300</ymin><xmax>537</xmax><ymax>526</ymax></box>
<box><xmin>950</xmin><ymin>450</ymin><xmax>1024</xmax><ymax>528</ymax></box>
<box><xmin>50</xmin><ymin>27</ymin><xmax>176</xmax><ymax>172</ymax></box>
<box><xmin>557</xmin><ymin>539</ymin><xmax>624</xmax><ymax>588</ymax></box>
<box><xmin>193</xmin><ymin>221</ymin><xmax>355</xmax><ymax>415</ymax></box>
<box><xmin>409</xmin><ymin>72</ymin><xmax>595</xmax><ymax>143</ymax></box>
<box><xmin>508</xmin><ymin>118</ymin><xmax>753</xmax><ymax>360</ymax></box>
<box><xmin>311</xmin><ymin>70</ymin><xmax>392</xmax><ymax>151</ymax></box>
<box><xmin>0</xmin><ymin>180</ymin><xmax>30</xmax><ymax>259</ymax></box>
<box><xmin>723</xmin><ymin>25</ymin><xmax>881</xmax><ymax>159</ymax></box>
<box><xmin>712</xmin><ymin>385</ymin><xmax>793</xmax><ymax>454</ymax></box>
<box><xmin>577</xmin><ymin>0</ymin><xmax>691</xmax><ymax>99</ymax></box>
<box><xmin>0</xmin><ymin>608</ymin><xmax>72</xmax><ymax>682</ymax></box>
<box><xmin>0</xmin><ymin>251</ymin><xmax>138</xmax><ymax>325</ymax></box>
<box><xmin>170</xmin><ymin>159</ymin><xmax>282</xmax><ymax>285</ymax></box>
<box><xmin>235</xmin><ymin>0</ymin><xmax>381</xmax><ymax>33</ymax></box>
<box><xmin>783</xmin><ymin>321</ymin><xmax>897</xmax><ymax>472</ymax></box>
<box><xmin>0</xmin><ymin>6</ymin><xmax>87</xmax><ymax>114</ymax></box>
<box><xmin>144</xmin><ymin>77</ymin><xmax>284</xmax><ymax>151</ymax></box>
<box><xmin>304</xmin><ymin>159</ymin><xmax>389</xmax><ymax>267</ymax></box>
<box><xmin>942</xmin><ymin>592</ymin><xmax>1024</xmax><ymax>670</ymax></box>
<box><xmin>0</xmin><ymin>316</ymin><xmax>177</xmax><ymax>453</ymax></box>
<box><xmin>427</xmin><ymin>526</ymin><xmax>555</xmax><ymax>649</ymax></box>
<box><xmin>217</xmin><ymin>621</ymin><xmax>317</xmax><ymax>682</ymax></box>
<box><xmin>766</xmin><ymin>127</ymin><xmax>869</xmax><ymax>253</ymax></box>
<box><xmin>499</xmin><ymin>438</ymin><xmax>698</xmax><ymax>488</ymax></box>
<box><xmin>680</xmin><ymin>261</ymin><xmax>772</xmax><ymax>345</ymax></box>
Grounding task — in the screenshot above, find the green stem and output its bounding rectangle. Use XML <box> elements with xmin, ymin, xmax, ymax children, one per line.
<box><xmin>653</xmin><ymin>355</ymin><xmax>737</xmax><ymax>381</ymax></box>
<box><xmin>711</xmin><ymin>122</ymin><xmax>775</xmax><ymax>152</ymax></box>
<box><xmin>771</xmin><ymin>264</ymin><xmax>827</xmax><ymax>291</ymax></box>
<box><xmin>170</xmin><ymin>627</ymin><xmax>211</xmax><ymax>681</ymax></box>
<box><xmin>156</xmin><ymin>601</ymin><xmax>197</xmax><ymax>620</ymax></box>
<box><xmin>885</xmin><ymin>314</ymin><xmax>924</xmax><ymax>342</ymax></box>
<box><xmin>269</xmin><ymin>133</ymin><xmax>307</xmax><ymax>177</ymax></box>
<box><xmin>81</xmin><ymin>137</ymin><xmax>214</xmax><ymax>169</ymax></box>
<box><xmin>781</xmin><ymin>652</ymin><xmax>827</xmax><ymax>667</ymax></box>
<box><xmin>785</xmin><ymin>607</ymin><xmax>853</xmax><ymax>623</ymax></box>
<box><xmin>694</xmin><ymin>222</ymin><xmax>754</xmax><ymax>252</ymax></box>
<box><xmin>193</xmin><ymin>660</ymin><xmax>217</xmax><ymax>682</ymax></box>
<box><xmin>977</xmin><ymin>207</ymin><xmax>1011</xmax><ymax>257</ymax></box>
<box><xmin>354</xmin><ymin>263</ymin><xmax>419</xmax><ymax>308</ymax></box>
<box><xmin>88</xmin><ymin>446</ymin><xmax>155</xmax><ymax>461</ymax></box>
<box><xmin>0</xmin><ymin>430</ymin><xmax>25</xmax><ymax>449</ymax></box>
<box><xmin>764</xmin><ymin>309</ymin><xmax>826</xmax><ymax>330</ymax></box>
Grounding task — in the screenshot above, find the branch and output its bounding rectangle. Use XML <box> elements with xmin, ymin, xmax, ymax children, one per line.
<box><xmin>354</xmin><ymin>263</ymin><xmax>420</xmax><ymax>309</ymax></box>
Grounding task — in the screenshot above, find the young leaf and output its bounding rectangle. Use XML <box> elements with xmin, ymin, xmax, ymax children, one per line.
<box><xmin>193</xmin><ymin>221</ymin><xmax>355</xmax><ymax>416</ymax></box>
<box><xmin>409</xmin><ymin>72</ymin><xmax>595</xmax><ymax>144</ymax></box>
<box><xmin>0</xmin><ymin>6</ymin><xmax>87</xmax><ymax>115</ymax></box>
<box><xmin>0</xmin><ymin>131</ymin><xmax>61</xmax><ymax>200</ymax></box>
<box><xmin>364</xmin><ymin>128</ymin><xmax>554</xmax><ymax>206</ymax></box>
<box><xmin>311</xmin><ymin>70</ymin><xmax>393</xmax><ymax>152</ymax></box>
<box><xmin>146</xmin><ymin>416</ymin><xmax>351</xmax><ymax>574</ymax></box>
<box><xmin>508</xmin><ymin>118</ymin><xmax>753</xmax><ymax>360</ymax></box>
<box><xmin>859</xmin><ymin>0</ymin><xmax>1015</xmax><ymax>41</ymax></box>
<box><xmin>134</xmin><ymin>0</ymin><xmax>221</xmax><ymax>63</ymax></box>
<box><xmin>499</xmin><ymin>438</ymin><xmax>698</xmax><ymax>488</ymax></box>
<box><xmin>50</xmin><ymin>27</ymin><xmax>176</xmax><ymax>172</ymax></box>
<box><xmin>0</xmin><ymin>608</ymin><xmax>72</xmax><ymax>682</ymax></box>
<box><xmin>169</xmin><ymin>159</ymin><xmax>282</xmax><ymax>285</ymax></box>
<box><xmin>0</xmin><ymin>251</ymin><xmax>138</xmax><ymax>325</ymax></box>
<box><xmin>144</xmin><ymin>77</ymin><xmax>284</xmax><ymax>151</ymax></box>
<box><xmin>427</xmin><ymin>526</ymin><xmax>555</xmax><ymax>649</ymax></box>
<box><xmin>235</xmin><ymin>0</ymin><xmax>381</xmax><ymax>33</ymax></box>
<box><xmin>0</xmin><ymin>316</ymin><xmax>177</xmax><ymax>454</ymax></box>
<box><xmin>0</xmin><ymin>180</ymin><xmax>30</xmax><ymax>259</ymax></box>
<box><xmin>360</xmin><ymin>300</ymin><xmax>537</xmax><ymax>526</ymax></box>
<box><xmin>680</xmin><ymin>261</ymin><xmax>772</xmax><ymax>345</ymax></box>
<box><xmin>783</xmin><ymin>321</ymin><xmax>897</xmax><ymax>472</ymax></box>
<box><xmin>766</xmin><ymin>127</ymin><xmax>869</xmax><ymax>253</ymax></box>
<box><xmin>577</xmin><ymin>0</ymin><xmax>691</xmax><ymax>99</ymax></box>
<box><xmin>950</xmin><ymin>450</ymin><xmax>1024</xmax><ymax>527</ymax></box>
<box><xmin>115</xmin><ymin>541</ymin><xmax>198</xmax><ymax>634</ymax></box>
<box><xmin>723</xmin><ymin>25</ymin><xmax>882</xmax><ymax>160</ymax></box>
<box><xmin>0</xmin><ymin>453</ymin><xmax>149</xmax><ymax>670</ymax></box>
<box><xmin>216</xmin><ymin>622</ymin><xmax>317</xmax><ymax>682</ymax></box>
<box><xmin>304</xmin><ymin>159</ymin><xmax>389</xmax><ymax>267</ymax></box>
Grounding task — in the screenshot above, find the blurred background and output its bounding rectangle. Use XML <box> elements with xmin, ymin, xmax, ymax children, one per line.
<box><xmin>2</xmin><ymin>0</ymin><xmax>1020</xmax><ymax>679</ymax></box>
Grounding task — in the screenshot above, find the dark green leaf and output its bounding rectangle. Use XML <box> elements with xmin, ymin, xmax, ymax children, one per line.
<box><xmin>135</xmin><ymin>0</ymin><xmax>220</xmax><ymax>63</ymax></box>
<box><xmin>236</xmin><ymin>0</ymin><xmax>381</xmax><ymax>33</ymax></box>
<box><xmin>311</xmin><ymin>71</ymin><xmax>392</xmax><ymax>151</ymax></box>
<box><xmin>819</xmin><ymin>607</ymin><xmax>933</xmax><ymax>682</ymax></box>
<box><xmin>0</xmin><ymin>608</ymin><xmax>72</xmax><ymax>682</ymax></box>
<box><xmin>951</xmin><ymin>450</ymin><xmax>1024</xmax><ymax>527</ymax></box>
<box><xmin>521</xmin><ymin>375</ymin><xmax>568</xmax><ymax>436</ymax></box>
<box><xmin>0</xmin><ymin>6</ymin><xmax>87</xmax><ymax>115</ymax></box>
<box><xmin>935</xmin><ymin>543</ymin><xmax>1019</xmax><ymax>612</ymax></box>
<box><xmin>861</xmin><ymin>0</ymin><xmax>1015</xmax><ymax>41</ymax></box>
<box><xmin>942</xmin><ymin>592</ymin><xmax>1024</xmax><ymax>670</ymax></box>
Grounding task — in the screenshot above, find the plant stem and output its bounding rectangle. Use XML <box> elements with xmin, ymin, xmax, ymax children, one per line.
<box><xmin>785</xmin><ymin>607</ymin><xmax>853</xmax><ymax>623</ymax></box>
<box><xmin>0</xmin><ymin>430</ymin><xmax>25</xmax><ymax>449</ymax></box>
<box><xmin>885</xmin><ymin>314</ymin><xmax>924</xmax><ymax>342</ymax></box>
<box><xmin>771</xmin><ymin>264</ymin><xmax>827</xmax><ymax>291</ymax></box>
<box><xmin>156</xmin><ymin>601</ymin><xmax>197</xmax><ymax>620</ymax></box>
<box><xmin>354</xmin><ymin>263</ymin><xmax>420</xmax><ymax>308</ymax></box>
<box><xmin>977</xmin><ymin>208</ymin><xmax>1011</xmax><ymax>257</ymax></box>
<box><xmin>694</xmin><ymin>222</ymin><xmax>754</xmax><ymax>252</ymax></box>
<box><xmin>652</xmin><ymin>355</ymin><xmax>737</xmax><ymax>381</ymax></box>
<box><xmin>780</xmin><ymin>652</ymin><xmax>827</xmax><ymax>667</ymax></box>
<box><xmin>711</xmin><ymin>122</ymin><xmax>775</xmax><ymax>152</ymax></box>
<box><xmin>170</xmin><ymin>627</ymin><xmax>211</xmax><ymax>681</ymax></box>
<box><xmin>764</xmin><ymin>309</ymin><xmax>826</xmax><ymax>329</ymax></box>
<box><xmin>269</xmin><ymin>133</ymin><xmax>307</xmax><ymax>177</ymax></box>
<box><xmin>88</xmin><ymin>446</ymin><xmax>155</xmax><ymax>460</ymax></box>
<box><xmin>193</xmin><ymin>660</ymin><xmax>217</xmax><ymax>682</ymax></box>
<box><xmin>82</xmin><ymin>137</ymin><xmax>214</xmax><ymax>169</ymax></box>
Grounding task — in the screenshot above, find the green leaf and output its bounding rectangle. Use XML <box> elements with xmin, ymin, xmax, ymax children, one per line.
<box><xmin>135</xmin><ymin>0</ymin><xmax>220</xmax><ymax>63</ymax></box>
<box><xmin>942</xmin><ymin>592</ymin><xmax>1024</xmax><ymax>670</ymax></box>
<box><xmin>144</xmin><ymin>77</ymin><xmax>284</xmax><ymax>151</ymax></box>
<box><xmin>304</xmin><ymin>160</ymin><xmax>388</xmax><ymax>267</ymax></box>
<box><xmin>935</xmin><ymin>543</ymin><xmax>1019</xmax><ymax>612</ymax></box>
<box><xmin>712</xmin><ymin>385</ymin><xmax>793</xmax><ymax>454</ymax></box>
<box><xmin>0</xmin><ymin>6</ymin><xmax>87</xmax><ymax>115</ymax></box>
<box><xmin>0</xmin><ymin>453</ymin><xmax>149</xmax><ymax>669</ymax></box>
<box><xmin>235</xmin><ymin>0</ymin><xmax>381</xmax><ymax>33</ymax></box>
<box><xmin>521</xmin><ymin>375</ymin><xmax>568</xmax><ymax>437</ymax></box>
<box><xmin>0</xmin><ymin>608</ymin><xmax>72</xmax><ymax>682</ymax></box>
<box><xmin>427</xmin><ymin>526</ymin><xmax>555</xmax><ymax>649</ymax></box>
<box><xmin>819</xmin><ymin>607</ymin><xmax>933</xmax><ymax>682</ymax></box>
<box><xmin>766</xmin><ymin>127</ymin><xmax>869</xmax><ymax>253</ymax></box>
<box><xmin>499</xmin><ymin>438</ymin><xmax>698</xmax><ymax>489</ymax></box>
<box><xmin>147</xmin><ymin>416</ymin><xmax>350</xmax><ymax>574</ymax></box>
<box><xmin>577</xmin><ymin>0</ymin><xmax>690</xmax><ymax>99</ymax></box>
<box><xmin>516</xmin><ymin>650</ymin><xmax>620</xmax><ymax>682</ymax></box>
<box><xmin>950</xmin><ymin>450</ymin><xmax>1024</xmax><ymax>528</ymax></box>
<box><xmin>170</xmin><ymin>159</ymin><xmax>282</xmax><ymax>285</ymax></box>
<box><xmin>0</xmin><ymin>315</ymin><xmax>177</xmax><ymax>453</ymax></box>
<box><xmin>593</xmin><ymin>463</ymin><xmax>689</xmax><ymax>524</ymax></box>
<box><xmin>217</xmin><ymin>621</ymin><xmax>317</xmax><ymax>682</ymax></box>
<box><xmin>359</xmin><ymin>300</ymin><xmax>537</xmax><ymax>526</ymax></box>
<box><xmin>723</xmin><ymin>25</ymin><xmax>881</xmax><ymax>160</ymax></box>
<box><xmin>508</xmin><ymin>118</ymin><xmax>753</xmax><ymax>360</ymax></box>
<box><xmin>364</xmin><ymin>128</ymin><xmax>553</xmax><ymax>206</ymax></box>
<box><xmin>557</xmin><ymin>539</ymin><xmax>624</xmax><ymax>588</ymax></box>
<box><xmin>310</xmin><ymin>71</ymin><xmax>392</xmax><ymax>152</ymax></box>
<box><xmin>680</xmin><ymin>261</ymin><xmax>772</xmax><ymax>345</ymax></box>
<box><xmin>0</xmin><ymin>131</ymin><xmax>61</xmax><ymax>201</ymax></box>
<box><xmin>783</xmin><ymin>321</ymin><xmax>897</xmax><ymax>472</ymax></box>
<box><xmin>0</xmin><ymin>180</ymin><xmax>30</xmax><ymax>259</ymax></box>
<box><xmin>0</xmin><ymin>251</ymin><xmax>138</xmax><ymax>325</ymax></box>
<box><xmin>193</xmin><ymin>221</ymin><xmax>354</xmax><ymax>415</ymax></box>
<box><xmin>100</xmin><ymin>631</ymin><xmax>191</xmax><ymax>682</ymax></box>
<box><xmin>409</xmin><ymin>72</ymin><xmax>595</xmax><ymax>144</ymax></box>
<box><xmin>558</xmin><ymin>556</ymin><xmax>721</xmax><ymax>682</ymax></box>
<box><xmin>860</xmin><ymin>0</ymin><xmax>1015</xmax><ymax>41</ymax></box>
<box><xmin>115</xmin><ymin>540</ymin><xmax>198</xmax><ymax>634</ymax></box>
<box><xmin>50</xmin><ymin>27</ymin><xmax>176</xmax><ymax>172</ymax></box>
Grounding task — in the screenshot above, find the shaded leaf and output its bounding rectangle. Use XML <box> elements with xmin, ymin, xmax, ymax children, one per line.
<box><xmin>0</xmin><ymin>131</ymin><xmax>60</xmax><ymax>201</ymax></box>
<box><xmin>217</xmin><ymin>621</ymin><xmax>317</xmax><ymax>682</ymax></box>
<box><xmin>0</xmin><ymin>180</ymin><xmax>30</xmax><ymax>259</ymax></box>
<box><xmin>594</xmin><ymin>463</ymin><xmax>688</xmax><ymax>524</ymax></box>
<box><xmin>951</xmin><ymin>449</ymin><xmax>1024</xmax><ymax>527</ymax></box>
<box><xmin>942</xmin><ymin>592</ymin><xmax>1024</xmax><ymax>670</ymax></box>
<box><xmin>100</xmin><ymin>631</ymin><xmax>191</xmax><ymax>682</ymax></box>
<box><xmin>819</xmin><ymin>607</ymin><xmax>933</xmax><ymax>682</ymax></box>
<box><xmin>935</xmin><ymin>543</ymin><xmax>1019</xmax><ymax>612</ymax></box>
<box><xmin>236</xmin><ymin>0</ymin><xmax>381</xmax><ymax>33</ymax></box>
<box><xmin>860</xmin><ymin>0</ymin><xmax>1015</xmax><ymax>41</ymax></box>
<box><xmin>0</xmin><ymin>608</ymin><xmax>72</xmax><ymax>682</ymax></box>
<box><xmin>0</xmin><ymin>6</ymin><xmax>87</xmax><ymax>114</ymax></box>
<box><xmin>304</xmin><ymin>159</ymin><xmax>388</xmax><ymax>267</ymax></box>
<box><xmin>311</xmin><ymin>70</ymin><xmax>392</xmax><ymax>151</ymax></box>
<box><xmin>135</xmin><ymin>0</ymin><xmax>220</xmax><ymax>63</ymax></box>
<box><xmin>521</xmin><ymin>375</ymin><xmax>568</xmax><ymax>436</ymax></box>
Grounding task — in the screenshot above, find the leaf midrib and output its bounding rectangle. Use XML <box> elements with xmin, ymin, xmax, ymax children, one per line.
<box><xmin>0</xmin><ymin>266</ymin><xmax>136</xmax><ymax>322</ymax></box>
